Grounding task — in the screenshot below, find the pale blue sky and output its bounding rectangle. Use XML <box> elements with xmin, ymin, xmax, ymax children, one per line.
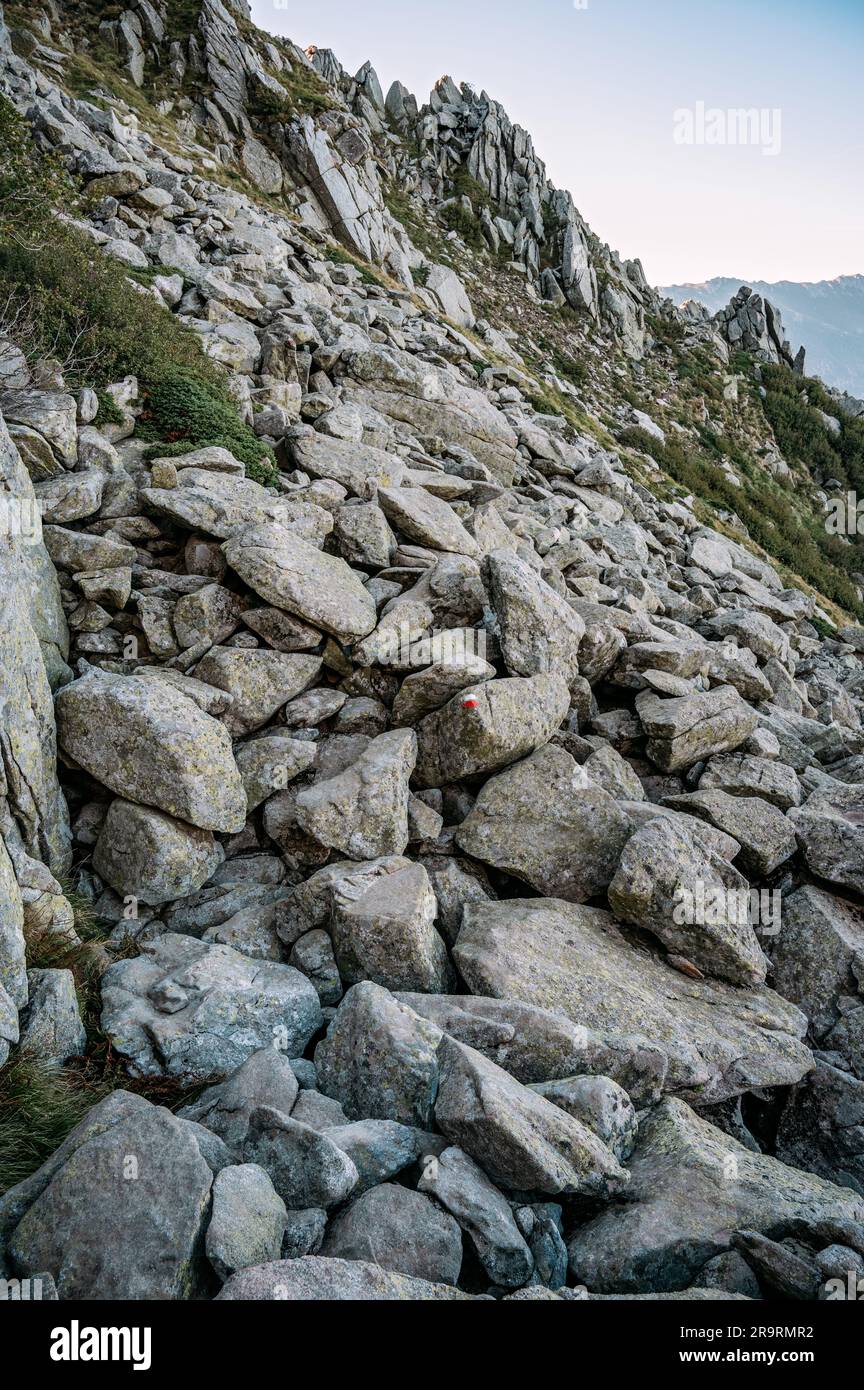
<box><xmin>250</xmin><ymin>0</ymin><xmax>863</xmax><ymax>287</ymax></box>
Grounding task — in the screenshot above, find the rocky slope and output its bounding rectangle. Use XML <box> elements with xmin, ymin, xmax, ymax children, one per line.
<box><xmin>1</xmin><ymin>0</ymin><xmax>864</xmax><ymax>1303</ymax></box>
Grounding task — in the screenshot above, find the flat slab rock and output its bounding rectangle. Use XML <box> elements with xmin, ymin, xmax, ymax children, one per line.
<box><xmin>216</xmin><ymin>1255</ymin><xmax>479</xmax><ymax>1300</ymax></box>
<box><xmin>569</xmin><ymin>1097</ymin><xmax>864</xmax><ymax>1295</ymax></box>
<box><xmin>101</xmin><ymin>933</ymin><xmax>322</xmax><ymax>1081</ymax></box>
<box><xmin>223</xmin><ymin>521</ymin><xmax>377</xmax><ymax>643</ymax></box>
<box><xmin>454</xmin><ymin>899</ymin><xmax>811</xmax><ymax>1103</ymax></box>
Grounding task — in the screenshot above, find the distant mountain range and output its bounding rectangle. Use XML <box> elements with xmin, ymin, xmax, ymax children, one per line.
<box><xmin>658</xmin><ymin>274</ymin><xmax>864</xmax><ymax>397</ymax></box>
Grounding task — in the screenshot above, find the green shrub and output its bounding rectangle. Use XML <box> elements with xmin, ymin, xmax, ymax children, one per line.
<box><xmin>94</xmin><ymin>389</ymin><xmax>125</xmax><ymax>428</ymax></box>
<box><xmin>618</xmin><ymin>425</ymin><xmax>864</xmax><ymax>617</ymax></box>
<box><xmin>0</xmin><ymin>94</ymin><xmax>273</xmax><ymax>476</ymax></box>
<box><xmin>139</xmin><ymin>371</ymin><xmax>276</xmax><ymax>474</ymax></box>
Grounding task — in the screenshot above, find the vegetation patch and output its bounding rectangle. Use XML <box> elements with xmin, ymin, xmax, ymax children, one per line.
<box><xmin>0</xmin><ymin>95</ymin><xmax>273</xmax><ymax>476</ymax></box>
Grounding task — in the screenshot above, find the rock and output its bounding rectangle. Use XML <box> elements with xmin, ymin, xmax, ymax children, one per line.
<box><xmin>43</xmin><ymin>526</ymin><xmax>137</xmax><ymax>572</ymax></box>
<box><xmin>568</xmin><ymin>1098</ymin><xmax>864</xmax><ymax>1294</ymax></box>
<box><xmin>377</xmin><ymin>486</ymin><xmax>478</xmax><ymax>556</ymax></box>
<box><xmin>323</xmin><ymin>1120</ymin><xmax>421</xmax><ymax>1194</ymax></box>
<box><xmin>235</xmin><ymin>735</ymin><xmax>317</xmax><ymax>811</ymax></box>
<box><xmin>583</xmin><ymin>743</ymin><xmax>644</xmax><ymax>801</ymax></box>
<box><xmin>321</xmin><ymin>1182</ymin><xmax>463</xmax><ymax>1285</ymax></box>
<box><xmin>289</xmin><ymin>433</ymin><xmax>405</xmax><ymax>500</ymax></box>
<box><xmin>282</xmin><ymin>1208</ymin><xmax>327</xmax><ymax>1259</ymax></box>
<box><xmin>0</xmin><ymin>389</ymin><xmax>77</xmax><ymax>466</ymax></box>
<box><xmin>456</xmin><ymin>744</ymin><xmax>631</xmax><ymax>902</ymax></box>
<box><xmin>530</xmin><ymin>1075</ymin><xmax>637</xmax><ymax>1163</ymax></box>
<box><xmin>731</xmin><ymin>1230</ymin><xmax>820</xmax><ymax>1300</ymax></box>
<box><xmin>0</xmin><ymin>982</ymin><xmax>17</xmax><ymax>1071</ymax></box>
<box><xmin>223</xmin><ymin>522</ymin><xmax>377</xmax><ymax>642</ymax></box>
<box><xmin>216</xmin><ymin>1255</ymin><xmax>475</xmax><ymax>1300</ymax></box>
<box><xmin>193</xmin><ymin>649</ymin><xmax>322</xmax><ymax>734</ymax></box>
<box><xmin>241</xmin><ymin>1106</ymin><xmax>358</xmax><ymax>1209</ymax></box>
<box><xmin>289</xmin><ymin>1090</ymin><xmax>349</xmax><ymax>1131</ymax></box>
<box><xmin>206</xmin><ymin>1164</ymin><xmax>287</xmax><ymax>1281</ymax></box>
<box><xmin>335</xmin><ymin>500</ymin><xmax>395</xmax><ymax>567</ymax></box>
<box><xmin>776</xmin><ymin>1061</ymin><xmax>864</xmax><ymax>1194</ymax></box>
<box><xmin>290</xmin><ymin>930</ymin><xmax>342</xmax><ymax>1006</ymax></box>
<box><xmin>295</xmin><ymin>729</ymin><xmax>416</xmax><ymax>859</ymax></box>
<box><xmin>172</xmin><ymin>584</ymin><xmax>245</xmax><ymax>649</ymax></box>
<box><xmin>608</xmin><ymin>817</ymin><xmax>767</xmax><ymax>987</ymax></box>
<box><xmin>178</xmin><ymin>1048</ymin><xmax>300</xmax><ymax>1151</ymax></box>
<box><xmin>141</xmin><ymin>470</ymin><xmax>292</xmax><ymax>539</ymax></box>
<box><xmin>391</xmin><ymin>655</ymin><xmax>495</xmax><ymax>725</ymax></box>
<box><xmin>327</xmin><ymin>859</ymin><xmax>451</xmax><ymax>993</ymax></box>
<box><xmin>435</xmin><ymin>1036</ymin><xmax>628</xmax><ymax>1198</ymax></box>
<box><xmin>341</xmin><ymin>342</ymin><xmax>518</xmax><ymax>484</ymax></box>
<box><xmin>698</xmin><ymin>1251</ymin><xmax>762</xmax><ymax>1299</ymax></box>
<box><xmin>769</xmin><ymin>886</ymin><xmax>864</xmax><ymax>1041</ymax></box>
<box><xmin>414</xmin><ymin>673</ymin><xmax>569</xmax><ymax>787</ymax></box>
<box><xmin>418</xmin><ymin>1144</ymin><xmax>534</xmax><ymax>1288</ymax></box>
<box><xmin>399</xmin><ymin>992</ymin><xmax>667</xmax><ymax>1105</ymax></box>
<box><xmin>18</xmin><ymin>969</ymin><xmax>86</xmax><ymax>1067</ymax></box>
<box><xmin>0</xmin><ymin>835</ymin><xmax>26</xmax><ymax>1011</ymax></box>
<box><xmin>0</xmin><ymin>412</ymin><xmax>71</xmax><ymax>872</ymax></box>
<box><xmin>637</xmin><ymin>686</ymin><xmax>758</xmax><ymax>772</ymax></box>
<box><xmin>93</xmin><ymin>799</ymin><xmax>223</xmax><ymax>906</ymax></box>
<box><xmin>34</xmin><ymin>470</ymin><xmax>104</xmax><ymax>524</ymax></box>
<box><xmin>101</xmin><ymin>934</ymin><xmax>322</xmax><ymax>1081</ymax></box>
<box><xmin>2</xmin><ymin>1092</ymin><xmax>215</xmax><ymax>1299</ymax></box>
<box><xmin>315</xmin><ymin>982</ymin><xmax>441</xmax><ymax>1127</ymax></box>
<box><xmin>699</xmin><ymin>752</ymin><xmax>801</xmax><ymax>811</ymax></box>
<box><xmin>484</xmin><ymin>549</ymin><xmax>585</xmax><ymax>683</ymax></box>
<box><xmin>788</xmin><ymin>795</ymin><xmax>864</xmax><ymax>896</ymax></box>
<box><xmin>454</xmin><ymin>899</ymin><xmax>811</xmax><ymax>1102</ymax></box>
<box><xmin>55</xmin><ymin>669</ymin><xmax>246</xmax><ymax>833</ymax></box>
<box><xmin>424</xmin><ymin>264</ymin><xmax>475</xmax><ymax>328</ymax></box>
<box><xmin>663</xmin><ymin>789</ymin><xmax>797</xmax><ymax>877</ymax></box>
<box><xmin>75</xmin><ymin>566</ymin><xmax>132</xmax><ymax>610</ymax></box>
<box><xmin>417</xmin><ymin>856</ymin><xmax>493</xmax><ymax>949</ymax></box>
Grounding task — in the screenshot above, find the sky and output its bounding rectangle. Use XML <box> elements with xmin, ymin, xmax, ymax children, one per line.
<box><xmin>249</xmin><ymin>0</ymin><xmax>864</xmax><ymax>289</ymax></box>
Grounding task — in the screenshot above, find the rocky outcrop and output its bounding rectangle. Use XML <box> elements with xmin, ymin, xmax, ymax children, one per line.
<box><xmin>715</xmin><ymin>286</ymin><xmax>802</xmax><ymax>370</ymax></box>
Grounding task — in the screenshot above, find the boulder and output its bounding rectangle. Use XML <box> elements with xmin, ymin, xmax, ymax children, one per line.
<box><xmin>456</xmin><ymin>744</ymin><xmax>631</xmax><ymax>902</ymax></box>
<box><xmin>321</xmin><ymin>1182</ymin><xmax>463</xmax><ymax>1285</ymax></box>
<box><xmin>637</xmin><ymin>686</ymin><xmax>758</xmax><ymax>772</ymax></box>
<box><xmin>434</xmin><ymin>1036</ymin><xmax>627</xmax><ymax>1198</ymax></box>
<box><xmin>315</xmin><ymin>982</ymin><xmax>441</xmax><ymax>1127</ymax></box>
<box><xmin>205</xmin><ymin>1164</ymin><xmax>287</xmax><ymax>1281</ymax></box>
<box><xmin>418</xmin><ymin>1144</ymin><xmax>533</xmax><ymax>1288</ymax></box>
<box><xmin>454</xmin><ymin>899</ymin><xmax>811</xmax><ymax>1102</ymax></box>
<box><xmin>608</xmin><ymin>817</ymin><xmax>767</xmax><ymax>987</ymax></box>
<box><xmin>216</xmin><ymin>1255</ymin><xmax>475</xmax><ymax>1300</ymax></box>
<box><xmin>55</xmin><ymin>670</ymin><xmax>246</xmax><ymax>833</ymax></box>
<box><xmin>484</xmin><ymin>548</ymin><xmax>585</xmax><ymax>683</ymax></box>
<box><xmin>93</xmin><ymin>799</ymin><xmax>223</xmax><ymax>906</ymax></box>
<box><xmin>414</xmin><ymin>673</ymin><xmax>569</xmax><ymax>787</ymax></box>
<box><xmin>569</xmin><ymin>1098</ymin><xmax>864</xmax><ymax>1294</ymax></box>
<box><xmin>101</xmin><ymin>934</ymin><xmax>322</xmax><ymax>1081</ymax></box>
<box><xmin>2</xmin><ymin>1092</ymin><xmax>215</xmax><ymax>1299</ymax></box>
<box><xmin>178</xmin><ymin>1048</ymin><xmax>300</xmax><ymax>1152</ymax></box>
<box><xmin>241</xmin><ymin>1106</ymin><xmax>358</xmax><ymax>1209</ymax></box>
<box><xmin>223</xmin><ymin>522</ymin><xmax>377</xmax><ymax>642</ymax></box>
<box><xmin>295</xmin><ymin>729</ymin><xmax>416</xmax><ymax>860</ymax></box>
